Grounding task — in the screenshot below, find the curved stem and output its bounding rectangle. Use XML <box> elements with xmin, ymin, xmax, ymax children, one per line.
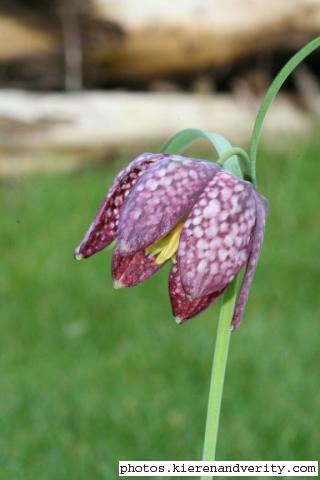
<box><xmin>250</xmin><ymin>36</ymin><xmax>320</xmax><ymax>185</ymax></box>
<box><xmin>201</xmin><ymin>279</ymin><xmax>239</xmax><ymax>479</ymax></box>
<box><xmin>161</xmin><ymin>130</ymin><xmax>249</xmax><ymax>180</ymax></box>
<box><xmin>160</xmin><ymin>128</ymin><xmax>234</xmax><ymax>158</ymax></box>
<box><xmin>217</xmin><ymin>147</ymin><xmax>251</xmax><ymax>181</ymax></box>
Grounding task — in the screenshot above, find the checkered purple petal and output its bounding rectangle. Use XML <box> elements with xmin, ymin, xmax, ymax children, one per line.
<box><xmin>178</xmin><ymin>170</ymin><xmax>256</xmax><ymax>298</ymax></box>
<box><xmin>169</xmin><ymin>263</ymin><xmax>224</xmax><ymax>323</ymax></box>
<box><xmin>112</xmin><ymin>244</ymin><xmax>163</xmax><ymax>287</ymax></box>
<box><xmin>118</xmin><ymin>156</ymin><xmax>219</xmax><ymax>254</ymax></box>
<box><xmin>75</xmin><ymin>153</ymin><xmax>163</xmax><ymax>259</ymax></box>
<box><xmin>232</xmin><ymin>191</ymin><xmax>268</xmax><ymax>329</ymax></box>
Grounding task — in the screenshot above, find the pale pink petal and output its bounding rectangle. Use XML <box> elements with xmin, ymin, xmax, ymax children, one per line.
<box><xmin>179</xmin><ymin>170</ymin><xmax>256</xmax><ymax>298</ymax></box>
<box><xmin>118</xmin><ymin>156</ymin><xmax>219</xmax><ymax>254</ymax></box>
<box><xmin>232</xmin><ymin>191</ymin><xmax>268</xmax><ymax>329</ymax></box>
<box><xmin>75</xmin><ymin>153</ymin><xmax>163</xmax><ymax>259</ymax></box>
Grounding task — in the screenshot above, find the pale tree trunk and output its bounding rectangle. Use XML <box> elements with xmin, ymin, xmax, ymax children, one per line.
<box><xmin>59</xmin><ymin>0</ymin><xmax>83</xmax><ymax>91</ymax></box>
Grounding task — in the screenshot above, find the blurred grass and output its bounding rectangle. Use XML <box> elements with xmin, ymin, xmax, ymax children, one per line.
<box><xmin>1</xmin><ymin>135</ymin><xmax>320</xmax><ymax>480</ymax></box>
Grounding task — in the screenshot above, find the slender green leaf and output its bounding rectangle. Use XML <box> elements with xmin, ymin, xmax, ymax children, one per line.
<box><xmin>250</xmin><ymin>36</ymin><xmax>320</xmax><ymax>184</ymax></box>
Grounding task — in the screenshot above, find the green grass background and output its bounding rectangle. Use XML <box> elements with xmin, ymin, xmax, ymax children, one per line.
<box><xmin>1</xmin><ymin>136</ymin><xmax>319</xmax><ymax>479</ymax></box>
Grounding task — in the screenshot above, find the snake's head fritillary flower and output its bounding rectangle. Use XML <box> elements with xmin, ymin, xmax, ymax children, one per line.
<box><xmin>75</xmin><ymin>153</ymin><xmax>267</xmax><ymax>329</ymax></box>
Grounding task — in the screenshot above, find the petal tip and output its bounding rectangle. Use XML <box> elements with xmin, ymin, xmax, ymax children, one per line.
<box><xmin>175</xmin><ymin>316</ymin><xmax>183</xmax><ymax>325</ymax></box>
<box><xmin>113</xmin><ymin>279</ymin><xmax>125</xmax><ymax>289</ymax></box>
<box><xmin>74</xmin><ymin>250</ymin><xmax>84</xmax><ymax>260</ymax></box>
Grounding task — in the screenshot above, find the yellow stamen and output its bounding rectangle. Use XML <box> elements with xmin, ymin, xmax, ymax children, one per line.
<box><xmin>146</xmin><ymin>220</ymin><xmax>185</xmax><ymax>265</ymax></box>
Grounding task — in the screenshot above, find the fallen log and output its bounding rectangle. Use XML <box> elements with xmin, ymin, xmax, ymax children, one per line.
<box><xmin>0</xmin><ymin>90</ymin><xmax>314</xmax><ymax>176</ymax></box>
<box><xmin>0</xmin><ymin>13</ymin><xmax>56</xmax><ymax>61</ymax></box>
<box><xmin>89</xmin><ymin>0</ymin><xmax>320</xmax><ymax>82</ymax></box>
<box><xmin>0</xmin><ymin>0</ymin><xmax>320</xmax><ymax>88</ymax></box>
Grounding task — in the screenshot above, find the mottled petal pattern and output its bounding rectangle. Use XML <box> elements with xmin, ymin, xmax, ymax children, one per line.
<box><xmin>118</xmin><ymin>156</ymin><xmax>220</xmax><ymax>254</ymax></box>
<box><xmin>75</xmin><ymin>147</ymin><xmax>268</xmax><ymax>328</ymax></box>
<box><xmin>75</xmin><ymin>153</ymin><xmax>163</xmax><ymax>259</ymax></box>
<box><xmin>179</xmin><ymin>170</ymin><xmax>256</xmax><ymax>298</ymax></box>
<box><xmin>169</xmin><ymin>263</ymin><xmax>224</xmax><ymax>324</ymax></box>
<box><xmin>112</xmin><ymin>244</ymin><xmax>163</xmax><ymax>288</ymax></box>
<box><xmin>232</xmin><ymin>191</ymin><xmax>268</xmax><ymax>329</ymax></box>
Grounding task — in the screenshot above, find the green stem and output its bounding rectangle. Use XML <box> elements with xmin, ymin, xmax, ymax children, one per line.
<box><xmin>217</xmin><ymin>147</ymin><xmax>251</xmax><ymax>180</ymax></box>
<box><xmin>201</xmin><ymin>280</ymin><xmax>238</xmax><ymax>478</ymax></box>
<box><xmin>160</xmin><ymin>128</ymin><xmax>234</xmax><ymax>157</ymax></box>
<box><xmin>250</xmin><ymin>36</ymin><xmax>320</xmax><ymax>185</ymax></box>
<box><xmin>160</xmin><ymin>128</ymin><xmax>246</xmax><ymax>180</ymax></box>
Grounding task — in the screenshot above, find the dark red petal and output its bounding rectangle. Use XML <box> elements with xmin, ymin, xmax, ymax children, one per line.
<box><xmin>118</xmin><ymin>156</ymin><xmax>219</xmax><ymax>254</ymax></box>
<box><xmin>179</xmin><ymin>170</ymin><xmax>256</xmax><ymax>298</ymax></box>
<box><xmin>75</xmin><ymin>153</ymin><xmax>164</xmax><ymax>259</ymax></box>
<box><xmin>232</xmin><ymin>191</ymin><xmax>268</xmax><ymax>329</ymax></box>
<box><xmin>112</xmin><ymin>244</ymin><xmax>163</xmax><ymax>288</ymax></box>
<box><xmin>169</xmin><ymin>263</ymin><xmax>224</xmax><ymax>324</ymax></box>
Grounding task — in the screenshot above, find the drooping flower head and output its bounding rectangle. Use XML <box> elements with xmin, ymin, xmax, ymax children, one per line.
<box><xmin>75</xmin><ymin>153</ymin><xmax>267</xmax><ymax>329</ymax></box>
